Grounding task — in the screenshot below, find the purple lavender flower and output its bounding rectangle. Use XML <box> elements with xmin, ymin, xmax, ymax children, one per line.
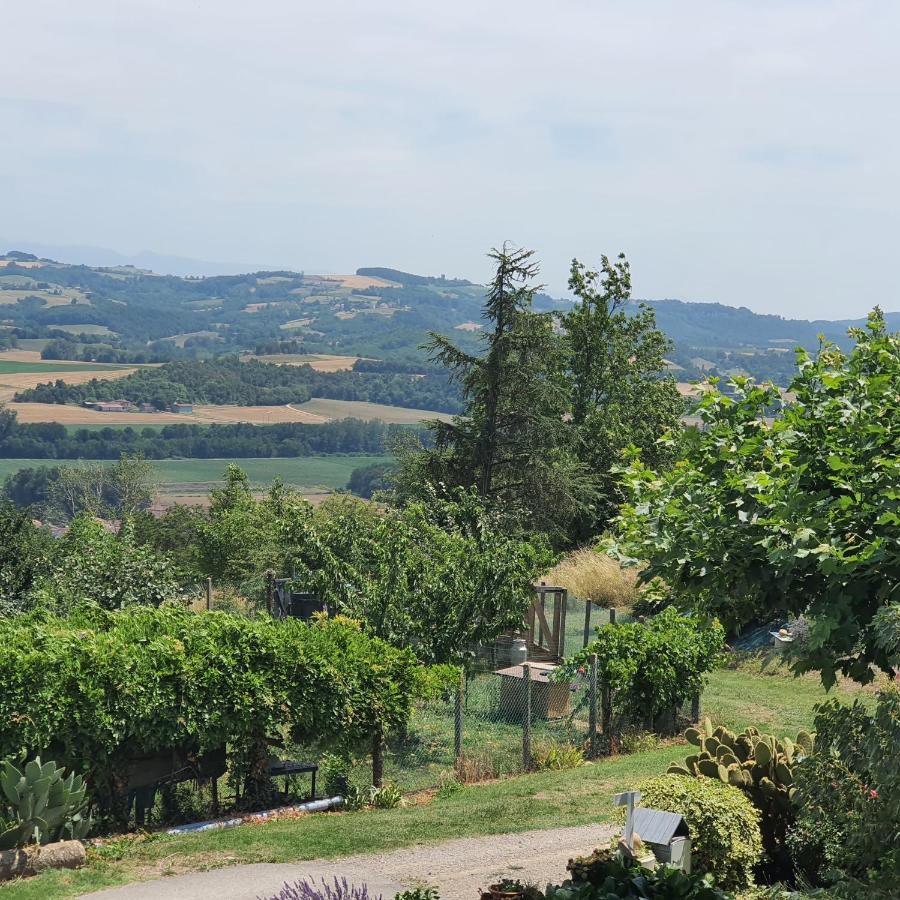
<box><xmin>262</xmin><ymin>876</ymin><xmax>382</xmax><ymax>900</ymax></box>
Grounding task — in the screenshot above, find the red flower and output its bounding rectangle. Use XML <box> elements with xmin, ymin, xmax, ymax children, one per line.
<box><xmin>868</xmin><ymin>789</ymin><xmax>879</xmax><ymax>800</ymax></box>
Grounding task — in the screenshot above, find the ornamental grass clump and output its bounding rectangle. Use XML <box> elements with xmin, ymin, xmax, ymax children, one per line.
<box><xmin>545</xmin><ymin>549</ymin><xmax>639</xmax><ymax>609</ymax></box>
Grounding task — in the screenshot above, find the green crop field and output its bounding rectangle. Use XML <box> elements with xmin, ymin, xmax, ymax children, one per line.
<box><xmin>0</xmin><ymin>455</ymin><xmax>391</xmax><ymax>491</ymax></box>
<box><xmin>0</xmin><ymin>360</ymin><xmax>128</xmax><ymax>374</ymax></box>
<box><xmin>150</xmin><ymin>455</ymin><xmax>391</xmax><ymax>488</ymax></box>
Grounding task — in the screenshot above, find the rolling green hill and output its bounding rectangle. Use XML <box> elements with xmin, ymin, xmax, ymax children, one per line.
<box><xmin>2</xmin><ymin>250</ymin><xmax>897</xmax><ymax>386</ymax></box>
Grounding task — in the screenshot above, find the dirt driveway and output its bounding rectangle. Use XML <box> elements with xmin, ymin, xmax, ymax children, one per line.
<box><xmin>84</xmin><ymin>823</ymin><xmax>616</xmax><ymax>900</ymax></box>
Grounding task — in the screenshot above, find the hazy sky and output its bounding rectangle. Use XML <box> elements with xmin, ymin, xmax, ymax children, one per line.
<box><xmin>2</xmin><ymin>1</ymin><xmax>898</xmax><ymax>318</ymax></box>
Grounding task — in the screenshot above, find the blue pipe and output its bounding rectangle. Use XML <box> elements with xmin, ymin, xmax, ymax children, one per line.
<box><xmin>166</xmin><ymin>795</ymin><xmax>344</xmax><ymax>835</ymax></box>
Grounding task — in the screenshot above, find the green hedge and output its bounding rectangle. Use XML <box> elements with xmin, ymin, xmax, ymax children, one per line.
<box><xmin>0</xmin><ymin>606</ymin><xmax>418</xmax><ymax>817</ymax></box>
<box><xmin>637</xmin><ymin>774</ymin><xmax>762</xmax><ymax>890</ymax></box>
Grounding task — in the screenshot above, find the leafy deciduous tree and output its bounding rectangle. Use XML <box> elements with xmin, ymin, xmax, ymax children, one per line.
<box><xmin>612</xmin><ymin>310</ymin><xmax>900</xmax><ymax>685</ymax></box>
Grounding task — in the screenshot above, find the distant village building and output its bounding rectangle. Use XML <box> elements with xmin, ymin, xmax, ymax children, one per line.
<box><xmin>84</xmin><ymin>400</ymin><xmax>132</xmax><ymax>413</ymax></box>
<box><xmin>172</xmin><ymin>401</ymin><xmax>193</xmax><ymax>414</ymax></box>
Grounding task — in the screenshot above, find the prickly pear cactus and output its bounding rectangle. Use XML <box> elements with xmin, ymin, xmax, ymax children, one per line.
<box><xmin>668</xmin><ymin>718</ymin><xmax>815</xmax><ymax>877</ymax></box>
<box><xmin>0</xmin><ymin>757</ymin><xmax>92</xmax><ymax>850</ymax></box>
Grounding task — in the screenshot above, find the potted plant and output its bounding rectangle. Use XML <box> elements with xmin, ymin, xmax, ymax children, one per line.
<box><xmin>488</xmin><ymin>878</ymin><xmax>525</xmax><ymax>900</ymax></box>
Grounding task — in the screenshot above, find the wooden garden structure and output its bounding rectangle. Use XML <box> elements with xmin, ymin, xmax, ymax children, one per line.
<box><xmin>526</xmin><ymin>584</ymin><xmax>569</xmax><ymax>662</ymax></box>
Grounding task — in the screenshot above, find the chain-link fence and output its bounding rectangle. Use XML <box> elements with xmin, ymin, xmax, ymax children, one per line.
<box><xmin>287</xmin><ymin>598</ymin><xmax>698</xmax><ymax>798</ymax></box>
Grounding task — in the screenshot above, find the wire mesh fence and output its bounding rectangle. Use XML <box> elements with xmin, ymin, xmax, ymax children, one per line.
<box><xmin>288</xmin><ymin>598</ymin><xmax>693</xmax><ymax>798</ymax></box>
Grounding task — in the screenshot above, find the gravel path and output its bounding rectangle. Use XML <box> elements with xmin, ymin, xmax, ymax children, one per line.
<box><xmin>84</xmin><ymin>823</ymin><xmax>616</xmax><ymax>900</ymax></box>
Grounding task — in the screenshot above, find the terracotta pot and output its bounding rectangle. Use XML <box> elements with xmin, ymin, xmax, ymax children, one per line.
<box><xmin>489</xmin><ymin>885</ymin><xmax>524</xmax><ymax>900</ymax></box>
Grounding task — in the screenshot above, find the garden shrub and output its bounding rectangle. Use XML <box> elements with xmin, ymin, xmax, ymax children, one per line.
<box><xmin>668</xmin><ymin>718</ymin><xmax>815</xmax><ymax>881</ymax></box>
<box><xmin>554</xmin><ymin>847</ymin><xmax>731</xmax><ymax>899</ymax></box>
<box><xmin>0</xmin><ymin>606</ymin><xmax>418</xmax><ymax>824</ymax></box>
<box><xmin>636</xmin><ymin>774</ymin><xmax>762</xmax><ymax>890</ymax></box>
<box><xmin>789</xmin><ymin>689</ymin><xmax>900</xmax><ymax>897</ymax></box>
<box><xmin>561</xmin><ymin>608</ymin><xmax>724</xmax><ymax>729</ymax></box>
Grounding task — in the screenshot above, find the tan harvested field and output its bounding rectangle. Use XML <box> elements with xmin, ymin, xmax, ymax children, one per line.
<box><xmin>0</xmin><ymin>368</ymin><xmax>140</xmax><ymax>404</ymax></box>
<box><xmin>7</xmin><ymin>402</ymin><xmax>195</xmax><ymax>425</ymax></box>
<box><xmin>0</xmin><ymin>350</ymin><xmax>106</xmax><ymax>365</ymax></box>
<box><xmin>280</xmin><ymin>317</ymin><xmax>313</xmax><ymax>330</ymax></box>
<box><xmin>53</xmin><ymin>323</ymin><xmax>116</xmax><ymax>336</ymax></box>
<box><xmin>0</xmin><ymin>260</ymin><xmax>49</xmax><ymax>269</ymax></box>
<box><xmin>318</xmin><ymin>273</ymin><xmax>401</xmax><ymax>290</ymax></box>
<box><xmin>161</xmin><ymin>330</ymin><xmax>221</xmax><ymax>347</ymax></box>
<box><xmin>191</xmin><ymin>404</ymin><xmax>330</xmax><ymax>424</ymax></box>
<box><xmin>5</xmin><ymin>401</ymin><xmax>331</xmax><ymax>426</ymax></box>
<box><xmin>249</xmin><ymin>353</ymin><xmax>362</xmax><ymax>371</ymax></box>
<box><xmin>0</xmin><ymin>288</ymin><xmax>90</xmax><ymax>306</ymax></box>
<box><xmin>294</xmin><ymin>397</ymin><xmax>453</xmax><ymax>424</ymax></box>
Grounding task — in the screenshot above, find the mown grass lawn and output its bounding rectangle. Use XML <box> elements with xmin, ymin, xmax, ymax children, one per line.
<box><xmin>0</xmin><ymin>661</ymin><xmax>875</xmax><ymax>899</ymax></box>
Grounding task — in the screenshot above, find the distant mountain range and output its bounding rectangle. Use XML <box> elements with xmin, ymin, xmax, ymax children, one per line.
<box><xmin>0</xmin><ymin>239</ymin><xmax>282</xmax><ymax>278</ymax></box>
<box><xmin>1</xmin><ymin>252</ymin><xmax>895</xmax><ymax>386</ymax></box>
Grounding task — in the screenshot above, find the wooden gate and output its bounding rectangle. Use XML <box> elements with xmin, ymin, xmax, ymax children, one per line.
<box><xmin>526</xmin><ymin>584</ymin><xmax>568</xmax><ymax>662</ymax></box>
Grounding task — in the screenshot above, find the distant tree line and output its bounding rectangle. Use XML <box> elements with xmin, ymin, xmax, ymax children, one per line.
<box><xmin>14</xmin><ymin>357</ymin><xmax>463</xmax><ymax>412</ymax></box>
<box><xmin>0</xmin><ymin>409</ymin><xmax>417</xmax><ymax>461</ymax></box>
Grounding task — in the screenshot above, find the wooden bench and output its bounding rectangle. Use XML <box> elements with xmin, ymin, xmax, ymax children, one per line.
<box><xmin>267</xmin><ymin>759</ymin><xmax>317</xmax><ymax>800</ymax></box>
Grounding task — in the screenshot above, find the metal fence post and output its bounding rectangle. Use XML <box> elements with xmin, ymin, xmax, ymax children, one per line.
<box><xmin>454</xmin><ymin>669</ymin><xmax>464</xmax><ymax>761</ymax></box>
<box><xmin>372</xmin><ymin>723</ymin><xmax>384</xmax><ymax>788</ymax></box>
<box><xmin>588</xmin><ymin>653</ymin><xmax>598</xmax><ymax>759</ymax></box>
<box><xmin>583</xmin><ymin>600</ymin><xmax>592</xmax><ymax>648</ymax></box>
<box><xmin>601</xmin><ymin>681</ymin><xmax>612</xmax><ymax>755</ymax></box>
<box><xmin>522</xmin><ymin>662</ymin><xmax>532</xmax><ymax>771</ymax></box>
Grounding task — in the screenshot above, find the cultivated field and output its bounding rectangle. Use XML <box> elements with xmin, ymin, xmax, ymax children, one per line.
<box><xmin>317</xmin><ymin>273</ymin><xmax>401</xmax><ymax>290</ymax></box>
<box><xmin>5</xmin><ymin>399</ymin><xmax>443</xmax><ymax>426</ymax></box>
<box><xmin>159</xmin><ymin>330</ymin><xmax>221</xmax><ymax>347</ymax></box>
<box><xmin>0</xmin><ymin>455</ymin><xmax>391</xmax><ymax>493</ymax></box>
<box><xmin>6</xmin><ymin>403</ymin><xmax>202</xmax><ymax>425</ymax></box>
<box><xmin>190</xmin><ymin>403</ymin><xmax>329</xmax><ymax>424</ymax></box>
<box><xmin>0</xmin><ymin>352</ymin><xmax>140</xmax><ymax>403</ymax></box>
<box><xmin>0</xmin><ymin>288</ymin><xmax>91</xmax><ymax>306</ymax></box>
<box><xmin>51</xmin><ymin>324</ymin><xmax>116</xmax><ymax>336</ymax></box>
<box><xmin>247</xmin><ymin>353</ymin><xmax>362</xmax><ymax>371</ymax></box>
<box><xmin>293</xmin><ymin>397</ymin><xmax>453</xmax><ymax>423</ymax></box>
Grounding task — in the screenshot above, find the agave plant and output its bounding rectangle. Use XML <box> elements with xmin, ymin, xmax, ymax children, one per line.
<box><xmin>0</xmin><ymin>757</ymin><xmax>92</xmax><ymax>850</ymax></box>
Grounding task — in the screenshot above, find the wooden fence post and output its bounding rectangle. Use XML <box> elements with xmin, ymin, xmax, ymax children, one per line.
<box><xmin>372</xmin><ymin>724</ymin><xmax>384</xmax><ymax>788</ymax></box>
<box><xmin>691</xmin><ymin>693</ymin><xmax>701</xmax><ymax>722</ymax></box>
<box><xmin>522</xmin><ymin>663</ymin><xmax>532</xmax><ymax>771</ymax></box>
<box><xmin>588</xmin><ymin>653</ymin><xmax>598</xmax><ymax>759</ymax></box>
<box><xmin>206</xmin><ymin>577</ymin><xmax>212</xmax><ymax>611</ymax></box>
<box><xmin>454</xmin><ymin>669</ymin><xmax>464</xmax><ymax>761</ymax></box>
<box><xmin>266</xmin><ymin>570</ymin><xmax>275</xmax><ymax>617</ymax></box>
<box><xmin>609</xmin><ymin>608</ymin><xmax>617</xmax><ymax>625</ymax></box>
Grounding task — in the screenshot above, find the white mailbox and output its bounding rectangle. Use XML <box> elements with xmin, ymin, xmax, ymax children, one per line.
<box><xmin>631</xmin><ymin>808</ymin><xmax>692</xmax><ymax>873</ymax></box>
